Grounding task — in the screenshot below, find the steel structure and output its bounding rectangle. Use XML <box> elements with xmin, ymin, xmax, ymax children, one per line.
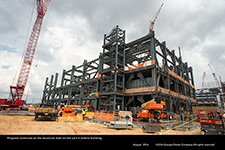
<box><xmin>42</xmin><ymin>25</ymin><xmax>196</xmax><ymax>114</ymax></box>
<box><xmin>195</xmin><ymin>82</ymin><xmax>225</xmax><ymax>107</ymax></box>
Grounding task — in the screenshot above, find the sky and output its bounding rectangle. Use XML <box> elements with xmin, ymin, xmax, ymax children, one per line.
<box><xmin>0</xmin><ymin>0</ymin><xmax>225</xmax><ymax>104</ymax></box>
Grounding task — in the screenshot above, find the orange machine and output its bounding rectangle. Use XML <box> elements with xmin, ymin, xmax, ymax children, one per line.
<box><xmin>59</xmin><ymin>107</ymin><xmax>75</xmax><ymax>117</ymax></box>
<box><xmin>137</xmin><ymin>97</ymin><xmax>167</xmax><ymax>120</ymax></box>
<box><xmin>58</xmin><ymin>104</ymin><xmax>95</xmax><ymax>117</ymax></box>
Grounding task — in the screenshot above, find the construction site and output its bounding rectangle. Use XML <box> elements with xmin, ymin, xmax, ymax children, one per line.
<box><xmin>0</xmin><ymin>1</ymin><xmax>225</xmax><ymax>137</ymax></box>
<box><xmin>42</xmin><ymin>24</ymin><xmax>196</xmax><ymax>113</ymax></box>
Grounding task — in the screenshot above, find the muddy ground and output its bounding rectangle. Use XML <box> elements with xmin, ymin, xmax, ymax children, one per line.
<box><xmin>0</xmin><ymin>114</ymin><xmax>200</xmax><ymax>135</ymax></box>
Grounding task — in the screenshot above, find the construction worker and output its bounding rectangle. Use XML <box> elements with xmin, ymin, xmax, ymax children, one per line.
<box><xmin>74</xmin><ymin>109</ymin><xmax>78</xmax><ymax>116</ymax></box>
<box><xmin>82</xmin><ymin>108</ymin><xmax>86</xmax><ymax>120</ymax></box>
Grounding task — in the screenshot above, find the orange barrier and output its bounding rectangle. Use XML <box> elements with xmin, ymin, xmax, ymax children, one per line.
<box><xmin>66</xmin><ymin>114</ymin><xmax>83</xmax><ymax>122</ymax></box>
<box><xmin>94</xmin><ymin>111</ymin><xmax>114</xmax><ymax>122</ymax></box>
<box><xmin>28</xmin><ymin>107</ymin><xmax>35</xmax><ymax>111</ymax></box>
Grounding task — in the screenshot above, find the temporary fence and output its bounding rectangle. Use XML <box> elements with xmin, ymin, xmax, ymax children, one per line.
<box><xmin>93</xmin><ymin>111</ymin><xmax>133</xmax><ymax>122</ymax></box>
<box><xmin>94</xmin><ymin>111</ymin><xmax>114</xmax><ymax>122</ymax></box>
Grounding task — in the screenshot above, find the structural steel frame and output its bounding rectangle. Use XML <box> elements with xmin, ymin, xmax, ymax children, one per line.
<box><xmin>42</xmin><ymin>25</ymin><xmax>196</xmax><ymax>114</ymax></box>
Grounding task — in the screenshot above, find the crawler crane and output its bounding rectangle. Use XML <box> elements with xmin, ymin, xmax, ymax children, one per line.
<box><xmin>0</xmin><ymin>0</ymin><xmax>51</xmax><ymax>108</ymax></box>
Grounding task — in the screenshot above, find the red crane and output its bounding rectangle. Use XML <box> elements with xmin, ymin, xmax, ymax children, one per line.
<box><xmin>0</xmin><ymin>0</ymin><xmax>51</xmax><ymax>107</ymax></box>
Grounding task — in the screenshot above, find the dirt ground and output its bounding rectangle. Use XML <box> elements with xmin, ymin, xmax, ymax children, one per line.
<box><xmin>0</xmin><ymin>114</ymin><xmax>200</xmax><ymax>135</ymax></box>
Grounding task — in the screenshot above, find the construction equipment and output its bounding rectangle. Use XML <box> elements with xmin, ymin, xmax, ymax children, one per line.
<box><xmin>35</xmin><ymin>104</ymin><xmax>58</xmax><ymax>121</ymax></box>
<box><xmin>0</xmin><ymin>0</ymin><xmax>51</xmax><ymax>108</ymax></box>
<box><xmin>197</xmin><ymin>108</ymin><xmax>225</xmax><ymax>135</ymax></box>
<box><xmin>149</xmin><ymin>3</ymin><xmax>164</xmax><ymax>33</ymax></box>
<box><xmin>58</xmin><ymin>107</ymin><xmax>76</xmax><ymax>117</ymax></box>
<box><xmin>58</xmin><ymin>104</ymin><xmax>95</xmax><ymax>117</ymax></box>
<box><xmin>208</xmin><ymin>64</ymin><xmax>225</xmax><ymax>122</ymax></box>
<box><xmin>137</xmin><ymin>97</ymin><xmax>167</xmax><ymax>120</ymax></box>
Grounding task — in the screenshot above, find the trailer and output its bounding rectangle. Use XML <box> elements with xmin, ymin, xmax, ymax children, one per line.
<box><xmin>107</xmin><ymin>120</ymin><xmax>133</xmax><ymax>129</ymax></box>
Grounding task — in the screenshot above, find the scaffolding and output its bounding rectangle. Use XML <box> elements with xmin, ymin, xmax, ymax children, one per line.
<box><xmin>42</xmin><ymin>25</ymin><xmax>196</xmax><ymax>114</ymax></box>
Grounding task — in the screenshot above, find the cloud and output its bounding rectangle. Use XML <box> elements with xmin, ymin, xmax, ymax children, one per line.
<box><xmin>0</xmin><ymin>0</ymin><xmax>225</xmax><ymax>103</ymax></box>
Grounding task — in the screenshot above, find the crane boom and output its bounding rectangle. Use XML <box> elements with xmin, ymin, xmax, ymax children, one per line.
<box><xmin>149</xmin><ymin>3</ymin><xmax>164</xmax><ymax>33</ymax></box>
<box><xmin>9</xmin><ymin>0</ymin><xmax>51</xmax><ymax>104</ymax></box>
<box><xmin>200</xmin><ymin>71</ymin><xmax>206</xmax><ymax>93</ymax></box>
<box><xmin>208</xmin><ymin>64</ymin><xmax>220</xmax><ymax>90</ymax></box>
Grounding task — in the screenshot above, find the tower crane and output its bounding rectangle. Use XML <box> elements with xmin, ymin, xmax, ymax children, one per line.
<box><xmin>0</xmin><ymin>0</ymin><xmax>51</xmax><ymax>107</ymax></box>
<box><xmin>149</xmin><ymin>3</ymin><xmax>164</xmax><ymax>33</ymax></box>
